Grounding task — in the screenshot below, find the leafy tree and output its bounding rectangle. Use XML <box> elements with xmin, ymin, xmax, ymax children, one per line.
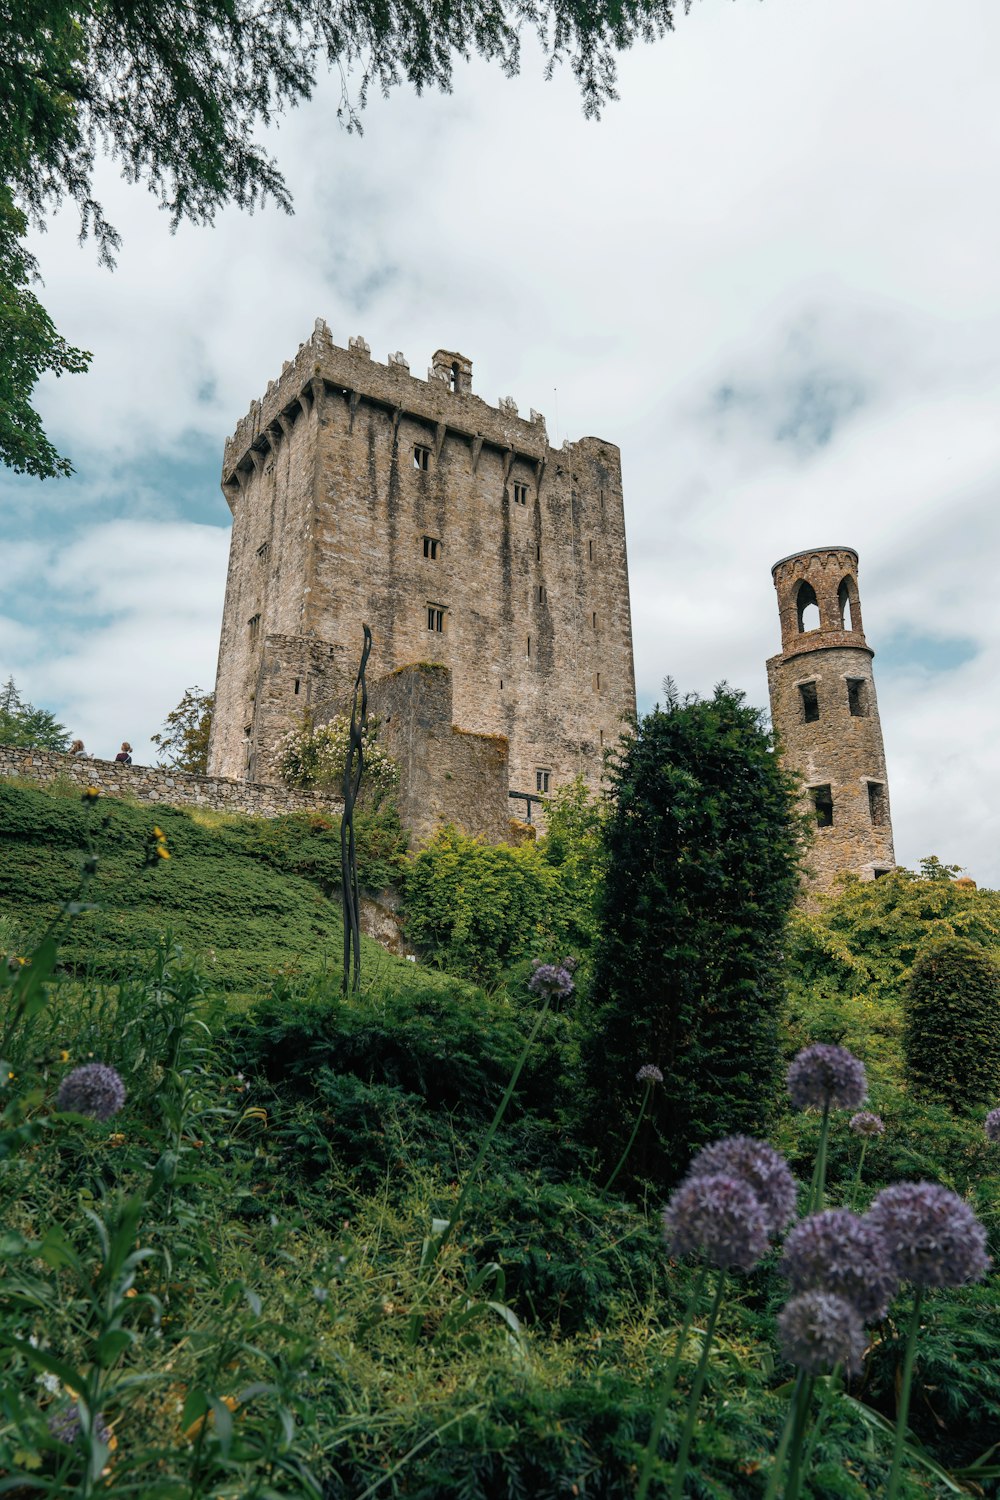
<box><xmin>581</xmin><ymin>682</ymin><xmax>803</xmax><ymax>1184</ymax></box>
<box><xmin>1</xmin><ymin>188</ymin><xmax>91</xmax><ymax>477</ymax></box>
<box><xmin>3</xmin><ymin>0</ymin><xmax>688</xmax><ymax>479</ymax></box>
<box><xmin>150</xmin><ymin>686</ymin><xmax>215</xmax><ymax>774</ymax></box>
<box><xmin>0</xmin><ymin>675</ymin><xmax>71</xmax><ymax>750</ymax></box>
<box><xmin>903</xmin><ymin>936</ymin><xmax>1000</xmax><ymax>1110</ymax></box>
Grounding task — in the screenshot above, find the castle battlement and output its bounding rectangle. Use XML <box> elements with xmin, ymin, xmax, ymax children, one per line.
<box><xmin>208</xmin><ymin>324</ymin><xmax>636</xmax><ymax>839</ymax></box>
<box><xmin>222</xmin><ymin>320</ymin><xmax>551</xmax><ymax>505</ymax></box>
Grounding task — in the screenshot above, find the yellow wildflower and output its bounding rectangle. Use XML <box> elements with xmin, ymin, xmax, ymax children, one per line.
<box><xmin>82</xmin><ymin>787</ymin><xmax>100</xmax><ymax>802</ymax></box>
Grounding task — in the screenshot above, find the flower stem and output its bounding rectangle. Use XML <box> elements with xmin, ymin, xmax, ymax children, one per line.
<box><xmin>852</xmin><ymin>1141</ymin><xmax>868</xmax><ymax>1205</ymax></box>
<box><xmin>794</xmin><ymin>1364</ymin><xmax>841</xmax><ymax>1493</ymax></box>
<box><xmin>783</xmin><ymin>1372</ymin><xmax>816</xmax><ymax>1500</ymax></box>
<box><xmin>810</xmin><ymin>1103</ymin><xmax>832</xmax><ymax>1214</ymax></box>
<box><xmin>604</xmin><ymin>1081</ymin><xmax>652</xmax><ymax>1193</ymax></box>
<box><xmin>886</xmin><ymin>1287</ymin><xmax>924</xmax><ymax>1500</ymax></box>
<box><xmin>762</xmin><ymin>1371</ymin><xmax>805</xmax><ymax>1500</ymax></box>
<box><xmin>635</xmin><ymin>1264</ymin><xmax>707</xmax><ymax>1500</ymax></box>
<box><xmin>667</xmin><ymin>1268</ymin><xmax>726</xmax><ymax>1500</ymax></box>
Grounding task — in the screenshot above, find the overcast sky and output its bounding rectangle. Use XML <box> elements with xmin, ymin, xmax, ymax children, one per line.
<box><xmin>3</xmin><ymin>0</ymin><xmax>999</xmax><ymax>882</ymax></box>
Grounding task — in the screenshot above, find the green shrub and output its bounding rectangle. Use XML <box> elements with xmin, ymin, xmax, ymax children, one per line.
<box><xmin>581</xmin><ymin>683</ymin><xmax>803</xmax><ymax>1185</ymax></box>
<box><xmin>399</xmin><ymin>785</ymin><xmax>608</xmax><ymax>985</ymax></box>
<box><xmin>399</xmin><ymin>825</ymin><xmax>562</xmax><ymax>984</ymax></box>
<box><xmin>787</xmin><ymin>858</ymin><xmax>1000</xmax><ymax>1007</ymax></box>
<box><xmin>227</xmin><ymin>977</ymin><xmax>573</xmax><ymax>1124</ymax></box>
<box><xmin>903</xmin><ymin>935</ymin><xmax>1000</xmax><ymax>1108</ymax></box>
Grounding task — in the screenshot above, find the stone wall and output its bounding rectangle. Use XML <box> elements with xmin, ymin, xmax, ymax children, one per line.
<box><xmin>0</xmin><ymin>745</ymin><xmax>342</xmax><ymax>819</ymax></box>
<box><xmin>369</xmin><ymin>664</ymin><xmax>510</xmax><ymax>845</ymax></box>
<box><xmin>207</xmin><ymin>321</ymin><xmax>636</xmax><ymax>815</ymax></box>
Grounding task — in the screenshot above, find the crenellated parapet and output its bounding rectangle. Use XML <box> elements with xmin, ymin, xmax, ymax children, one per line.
<box><xmin>221</xmin><ymin>319</ymin><xmax>549</xmax><ymax>511</ymax></box>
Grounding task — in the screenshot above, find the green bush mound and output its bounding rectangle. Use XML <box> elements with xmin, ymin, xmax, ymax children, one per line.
<box><xmin>398</xmin><ymin>779</ymin><xmax>607</xmax><ymax>985</ymax></box>
<box><xmin>0</xmin><ymin>781</ymin><xmax>403</xmax><ymax>988</ymax></box>
<box><xmin>903</xmin><ymin>934</ymin><xmax>1000</xmax><ymax>1108</ymax></box>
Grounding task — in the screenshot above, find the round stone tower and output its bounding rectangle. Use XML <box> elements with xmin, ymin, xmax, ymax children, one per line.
<box><xmin>766</xmin><ymin>545</ymin><xmax>895</xmax><ymax>895</ymax></box>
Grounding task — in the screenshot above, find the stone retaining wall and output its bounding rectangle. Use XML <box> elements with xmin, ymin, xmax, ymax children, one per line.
<box><xmin>0</xmin><ymin>744</ymin><xmax>342</xmax><ymax>819</ymax></box>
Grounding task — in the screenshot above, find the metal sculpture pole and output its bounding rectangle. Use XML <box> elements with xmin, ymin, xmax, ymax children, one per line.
<box><xmin>341</xmin><ymin>624</ymin><xmax>372</xmax><ymax>994</ymax></box>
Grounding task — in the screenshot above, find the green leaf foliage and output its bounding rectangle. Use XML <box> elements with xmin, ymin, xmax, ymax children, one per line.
<box><xmin>787</xmin><ymin>857</ymin><xmax>1000</xmax><ymax>1008</ymax></box>
<box><xmin>150</xmin><ymin>685</ymin><xmax>214</xmax><ymax>774</ymax></box>
<box><xmin>581</xmin><ymin>683</ymin><xmax>803</xmax><ymax>1184</ymax></box>
<box><xmin>0</xmin><ymin>675</ymin><xmax>71</xmax><ymax>750</ymax></box>
<box><xmin>903</xmin><ymin>935</ymin><xmax>1000</xmax><ymax>1109</ymax></box>
<box><xmin>0</xmin><ymin>781</ymin><xmax>404</xmax><ymax>987</ymax></box>
<box><xmin>2</xmin><ymin>0</ymin><xmax>687</xmax><ymax>479</ymax></box>
<box><xmin>400</xmin><ymin>821</ymin><xmax>582</xmax><ymax>985</ymax></box>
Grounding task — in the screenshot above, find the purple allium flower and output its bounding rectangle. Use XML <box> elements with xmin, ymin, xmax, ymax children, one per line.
<box><xmin>636</xmin><ymin>1063</ymin><xmax>664</xmax><ymax>1086</ymax></box>
<box><xmin>48</xmin><ymin>1403</ymin><xmax>112</xmax><ymax>1446</ymax></box>
<box><xmin>781</xmin><ymin>1209</ymin><xmax>897</xmax><ymax>1321</ymax></box>
<box><xmin>686</xmin><ymin>1135</ymin><xmax>797</xmax><ymax>1236</ymax></box>
<box><xmin>527</xmin><ymin>962</ymin><xmax>574</xmax><ymax>1000</ymax></box>
<box><xmin>986</xmin><ymin>1107</ymin><xmax>1000</xmax><ymax>1144</ymax></box>
<box><xmin>787</xmin><ymin>1044</ymin><xmax>867</xmax><ymax>1112</ymax></box>
<box><xmin>866</xmin><ymin>1182</ymin><xmax>990</xmax><ymax>1288</ymax></box>
<box><xmin>55</xmin><ymin>1063</ymin><xmax>126</xmax><ymax>1122</ymax></box>
<box><xmin>561</xmin><ymin>955</ymin><xmax>580</xmax><ymax>974</ymax></box>
<box><xmin>850</xmin><ymin>1111</ymin><xmax>885</xmax><ymax>1138</ymax></box>
<box><xmin>777</xmin><ymin>1291</ymin><xmax>867</xmax><ymax>1375</ymax></box>
<box><xmin>662</xmin><ymin>1172</ymin><xmax>769</xmax><ymax>1271</ymax></box>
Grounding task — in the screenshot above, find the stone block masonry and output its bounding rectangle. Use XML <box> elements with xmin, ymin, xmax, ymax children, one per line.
<box><xmin>207</xmin><ymin>323</ymin><xmax>637</xmax><ymax>835</ymax></box>
<box><xmin>0</xmin><ymin>745</ymin><xmax>342</xmax><ymax>820</ymax></box>
<box><xmin>766</xmin><ymin>545</ymin><xmax>895</xmax><ymax>899</ymax></box>
<box><xmin>369</xmin><ymin>664</ymin><xmax>510</xmax><ymax>845</ymax></box>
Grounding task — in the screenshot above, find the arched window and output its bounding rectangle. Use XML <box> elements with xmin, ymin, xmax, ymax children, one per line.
<box><xmin>837</xmin><ymin>577</ymin><xmax>855</xmax><ymax>631</ymax></box>
<box><xmin>451</xmin><ymin>362</ymin><xmax>460</xmax><ymax>393</ymax></box>
<box><xmin>796</xmin><ymin>581</ymin><xmax>820</xmax><ymax>633</ymax></box>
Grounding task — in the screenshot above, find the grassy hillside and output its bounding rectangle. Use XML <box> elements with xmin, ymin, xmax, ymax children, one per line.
<box><xmin>1</xmin><ymin>781</ymin><xmax>999</xmax><ymax>1497</ymax></box>
<box><xmin>0</xmin><ymin>779</ymin><xmax>406</xmax><ymax>990</ymax></box>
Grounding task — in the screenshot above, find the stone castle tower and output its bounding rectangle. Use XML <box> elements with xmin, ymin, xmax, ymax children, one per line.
<box><xmin>207</xmin><ymin>320</ymin><xmax>636</xmax><ymax>837</ymax></box>
<box><xmin>766</xmin><ymin>546</ymin><xmax>895</xmax><ymax>894</ymax></box>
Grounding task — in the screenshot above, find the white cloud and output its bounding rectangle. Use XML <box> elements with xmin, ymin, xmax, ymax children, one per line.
<box><xmin>2</xmin><ymin>0</ymin><xmax>999</xmax><ymax>878</ymax></box>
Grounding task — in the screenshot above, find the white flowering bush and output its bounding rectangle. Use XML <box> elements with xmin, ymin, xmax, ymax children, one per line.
<box><xmin>275</xmin><ymin>714</ymin><xmax>399</xmax><ymax>801</ymax></box>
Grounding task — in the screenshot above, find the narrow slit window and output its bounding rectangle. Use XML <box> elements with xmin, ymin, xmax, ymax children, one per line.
<box><xmin>867</xmin><ymin>781</ymin><xmax>888</xmax><ymax>826</ymax></box>
<box><xmin>588</xmin><ymin>539</ymin><xmax>594</xmax><ymax>562</ymax></box>
<box><xmin>595</xmin><ymin>671</ymin><xmax>601</xmax><ymax>691</ymax></box>
<box><xmin>293</xmin><ymin>678</ymin><xmax>300</xmax><ymax>695</ymax></box>
<box><xmin>847</xmin><ymin>678</ymin><xmax>868</xmax><ymax>717</ymax></box>
<box><xmin>426</xmin><ymin>605</ymin><xmax>445</xmax><ymax>633</ymax></box>
<box><xmin>536</xmin><ymin>584</ymin><xmax>547</xmax><ymax>604</ymax></box>
<box><xmin>248</xmin><ymin>613</ymin><xmax>261</xmax><ymax>643</ymax></box>
<box><xmin>422</xmin><ymin>535</ymin><xmax>441</xmax><ymax>560</ymax></box>
<box><xmin>812</xmin><ymin>785</ymin><xmax>834</xmax><ymax>828</ymax></box>
<box><xmin>536</xmin><ymin>769</ymin><xmax>551</xmax><ymax>794</ymax></box>
<box><xmin>599</xmin><ymin>729</ymin><xmax>604</xmax><ymax>747</ymax></box>
<box><xmin>536</xmin><ymin>543</ymin><xmax>541</xmax><ymax>562</ymax></box>
<box><xmin>514</xmin><ymin>483</ymin><xmax>529</xmax><ymax>506</ymax></box>
<box><xmin>592</xmin><ymin>611</ymin><xmax>598</xmax><ymax>629</ymax></box>
<box><xmin>527</xmin><ymin>635</ymin><xmax>531</xmax><ymax>658</ymax></box>
<box><xmin>413</xmin><ymin>444</ymin><xmax>431</xmax><ymax>471</ymax></box>
<box><xmin>256</xmin><ymin>541</ymin><xmax>269</xmax><ymax>564</ymax></box>
<box><xmin>799</xmin><ymin>681</ymin><xmax>820</xmax><ymax>723</ymax></box>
